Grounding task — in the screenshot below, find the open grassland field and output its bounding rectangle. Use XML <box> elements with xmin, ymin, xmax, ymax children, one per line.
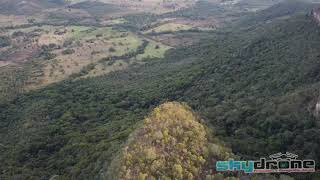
<box><xmin>0</xmin><ymin>22</ymin><xmax>172</xmax><ymax>91</ymax></box>
<box><xmin>26</xmin><ymin>26</ymin><xmax>145</xmax><ymax>89</ymax></box>
<box><xmin>101</xmin><ymin>18</ymin><xmax>128</xmax><ymax>26</ymax></box>
<box><xmin>83</xmin><ymin>59</ymin><xmax>129</xmax><ymax>78</ymax></box>
<box><xmin>83</xmin><ymin>39</ymin><xmax>171</xmax><ymax>78</ymax></box>
<box><xmin>136</xmin><ymin>40</ymin><xmax>171</xmax><ymax>60</ymax></box>
<box><xmin>144</xmin><ymin>18</ymin><xmax>217</xmax><ymax>35</ymax></box>
<box><xmin>145</xmin><ymin>22</ymin><xmax>193</xmax><ymax>34</ymax></box>
<box><xmin>172</xmin><ymin>18</ymin><xmax>218</xmax><ymax>30</ymax></box>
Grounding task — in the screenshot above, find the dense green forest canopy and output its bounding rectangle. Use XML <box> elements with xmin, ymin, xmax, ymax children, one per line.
<box><xmin>1</xmin><ymin>1</ymin><xmax>320</xmax><ymax>179</ymax></box>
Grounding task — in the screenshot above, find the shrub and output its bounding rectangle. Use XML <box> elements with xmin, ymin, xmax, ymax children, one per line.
<box><xmin>63</xmin><ymin>40</ymin><xmax>73</xmax><ymax>47</ymax></box>
<box><xmin>109</xmin><ymin>47</ymin><xmax>116</xmax><ymax>52</ymax></box>
<box><xmin>62</xmin><ymin>49</ymin><xmax>75</xmax><ymax>55</ymax></box>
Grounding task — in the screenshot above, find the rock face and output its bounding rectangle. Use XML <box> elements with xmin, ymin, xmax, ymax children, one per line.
<box><xmin>312</xmin><ymin>8</ymin><xmax>320</xmax><ymax>24</ymax></box>
<box><xmin>315</xmin><ymin>101</ymin><xmax>320</xmax><ymax>118</ymax></box>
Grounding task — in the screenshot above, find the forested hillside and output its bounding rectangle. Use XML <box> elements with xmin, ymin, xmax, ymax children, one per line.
<box><xmin>1</xmin><ymin>3</ymin><xmax>320</xmax><ymax>180</ymax></box>
<box><xmin>234</xmin><ymin>0</ymin><xmax>318</xmax><ymax>27</ymax></box>
<box><xmin>107</xmin><ymin>102</ymin><xmax>233</xmax><ymax>179</ymax></box>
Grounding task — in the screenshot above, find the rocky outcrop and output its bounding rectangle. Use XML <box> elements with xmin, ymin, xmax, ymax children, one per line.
<box><xmin>314</xmin><ymin>99</ymin><xmax>320</xmax><ymax>118</ymax></box>
<box><xmin>312</xmin><ymin>8</ymin><xmax>320</xmax><ymax>24</ymax></box>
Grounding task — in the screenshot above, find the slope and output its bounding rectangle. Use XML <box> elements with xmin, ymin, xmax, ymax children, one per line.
<box><xmin>234</xmin><ymin>0</ymin><xmax>320</xmax><ymax>27</ymax></box>
<box><xmin>1</xmin><ymin>4</ymin><xmax>320</xmax><ymax>180</ymax></box>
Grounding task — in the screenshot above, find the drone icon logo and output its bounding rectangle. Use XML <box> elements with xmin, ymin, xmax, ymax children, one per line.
<box><xmin>269</xmin><ymin>152</ymin><xmax>298</xmax><ymax>161</ymax></box>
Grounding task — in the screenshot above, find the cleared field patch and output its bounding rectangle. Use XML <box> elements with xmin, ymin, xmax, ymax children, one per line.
<box><xmin>38</xmin><ymin>26</ymin><xmax>122</xmax><ymax>46</ymax></box>
<box><xmin>110</xmin><ymin>34</ymin><xmax>142</xmax><ymax>55</ymax></box>
<box><xmin>37</xmin><ymin>26</ymin><xmax>102</xmax><ymax>46</ymax></box>
<box><xmin>38</xmin><ymin>27</ymin><xmax>70</xmax><ymax>46</ymax></box>
<box><xmin>102</xmin><ymin>18</ymin><xmax>127</xmax><ymax>26</ymax></box>
<box><xmin>109</xmin><ymin>18</ymin><xmax>127</xmax><ymax>24</ymax></box>
<box><xmin>69</xmin><ymin>26</ymin><xmax>120</xmax><ymax>40</ymax></box>
<box><xmin>3</xmin><ymin>23</ymin><xmax>170</xmax><ymax>90</ymax></box>
<box><xmin>84</xmin><ymin>59</ymin><xmax>128</xmax><ymax>78</ymax></box>
<box><xmin>27</xmin><ymin>28</ymin><xmax>143</xmax><ymax>89</ymax></box>
<box><xmin>174</xmin><ymin>18</ymin><xmax>218</xmax><ymax>30</ymax></box>
<box><xmin>145</xmin><ymin>22</ymin><xmax>192</xmax><ymax>34</ymax></box>
<box><xmin>83</xmin><ymin>39</ymin><xmax>171</xmax><ymax>78</ymax></box>
<box><xmin>136</xmin><ymin>40</ymin><xmax>171</xmax><ymax>60</ymax></box>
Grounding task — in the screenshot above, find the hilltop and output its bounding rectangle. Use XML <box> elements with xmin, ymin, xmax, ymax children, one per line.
<box><xmin>106</xmin><ymin>102</ymin><xmax>233</xmax><ymax>179</ymax></box>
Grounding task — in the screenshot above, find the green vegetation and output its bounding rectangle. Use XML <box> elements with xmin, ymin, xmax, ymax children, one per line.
<box><xmin>145</xmin><ymin>23</ymin><xmax>192</xmax><ymax>34</ymax></box>
<box><xmin>0</xmin><ymin>68</ymin><xmax>26</xmax><ymax>102</ymax></box>
<box><xmin>2</xmin><ymin>13</ymin><xmax>320</xmax><ymax>179</ymax></box>
<box><xmin>108</xmin><ymin>18</ymin><xmax>127</xmax><ymax>25</ymax></box>
<box><xmin>65</xmin><ymin>38</ymin><xmax>148</xmax><ymax>79</ymax></box>
<box><xmin>109</xmin><ymin>35</ymin><xmax>143</xmax><ymax>56</ymax></box>
<box><xmin>136</xmin><ymin>41</ymin><xmax>171</xmax><ymax>60</ymax></box>
<box><xmin>69</xmin><ymin>26</ymin><xmax>116</xmax><ymax>40</ymax></box>
<box><xmin>1</xmin><ymin>1</ymin><xmax>320</xmax><ymax>180</ymax></box>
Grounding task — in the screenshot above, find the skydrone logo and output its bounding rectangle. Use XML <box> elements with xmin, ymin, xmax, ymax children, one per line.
<box><xmin>216</xmin><ymin>152</ymin><xmax>316</xmax><ymax>173</ymax></box>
